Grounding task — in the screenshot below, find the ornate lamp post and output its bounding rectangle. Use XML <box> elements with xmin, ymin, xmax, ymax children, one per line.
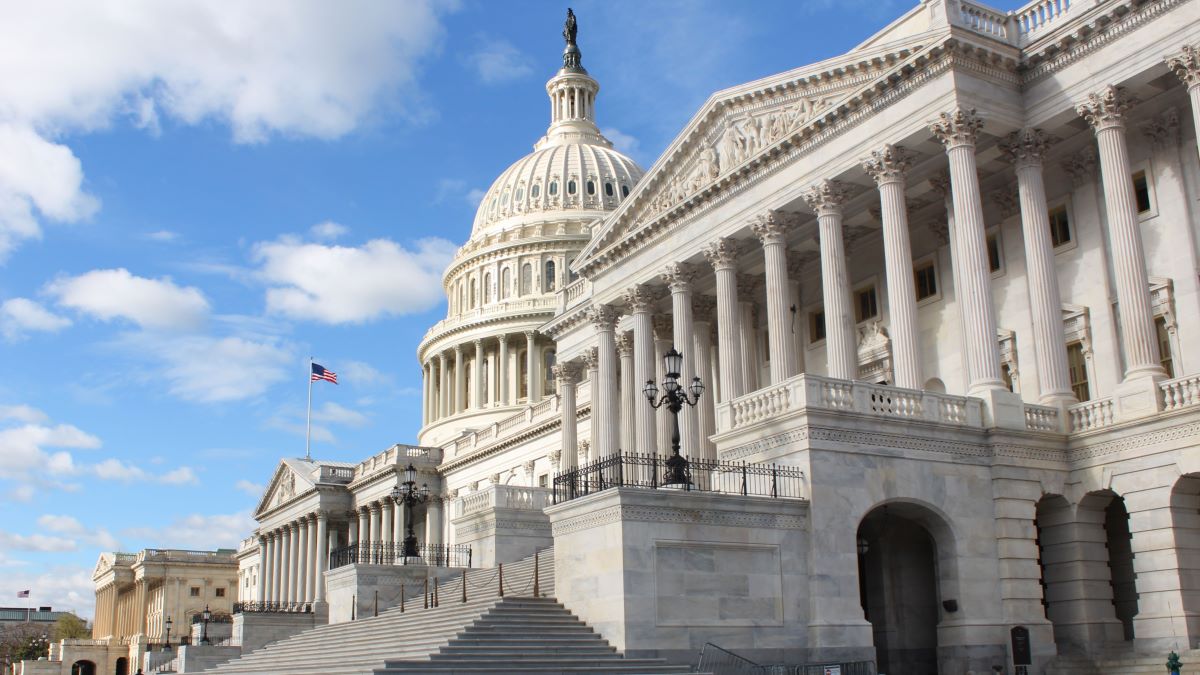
<box><xmin>643</xmin><ymin>347</ymin><xmax>704</xmax><ymax>485</ymax></box>
<box><xmin>163</xmin><ymin>616</ymin><xmax>173</xmax><ymax>651</ymax></box>
<box><xmin>199</xmin><ymin>605</ymin><xmax>211</xmax><ymax>645</ymax></box>
<box><xmin>390</xmin><ymin>463</ymin><xmax>430</xmax><ymax>559</ymax></box>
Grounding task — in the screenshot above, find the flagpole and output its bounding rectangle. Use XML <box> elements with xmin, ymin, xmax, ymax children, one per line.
<box><xmin>305</xmin><ymin>357</ymin><xmax>314</xmax><ymax>462</ymax></box>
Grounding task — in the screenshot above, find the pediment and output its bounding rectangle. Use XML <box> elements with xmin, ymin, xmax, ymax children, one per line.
<box><xmin>575</xmin><ymin>36</ymin><xmax>938</xmax><ymax>271</ymax></box>
<box><xmin>254</xmin><ymin>459</ymin><xmax>316</xmax><ymax>517</ymax></box>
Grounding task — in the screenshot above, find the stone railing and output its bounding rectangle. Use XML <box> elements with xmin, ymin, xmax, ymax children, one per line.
<box><xmin>1161</xmin><ymin>374</ymin><xmax>1200</xmax><ymax>412</ymax></box>
<box><xmin>955</xmin><ymin>0</ymin><xmax>1010</xmax><ymax>39</ymax></box>
<box><xmin>1013</xmin><ymin>0</ymin><xmax>1071</xmax><ymax>39</ymax></box>
<box><xmin>422</xmin><ymin>297</ymin><xmax>558</xmax><ymax>341</ymax></box>
<box><xmin>457</xmin><ymin>484</ymin><xmax>554</xmax><ymax>518</ymax></box>
<box><xmin>318</xmin><ymin>465</ymin><xmax>355</xmax><ymax>483</ymax></box>
<box><xmin>353</xmin><ymin>444</ymin><xmax>442</xmax><ymax>480</ymax></box>
<box><xmin>717</xmin><ymin>373</ymin><xmax>984</xmax><ymax>432</ymax></box>
<box><xmin>445</xmin><ymin>381</ymin><xmax>590</xmax><ymax>459</ymax></box>
<box><xmin>948</xmin><ymin>0</ymin><xmax>1092</xmax><ymax>47</ymax></box>
<box><xmin>1067</xmin><ymin>397</ymin><xmax>1115</xmax><ymax>432</ymax></box>
<box><xmin>1023</xmin><ymin>404</ymin><xmax>1061</xmax><ymax>432</ymax></box>
<box><xmin>138</xmin><ymin>549</ymin><xmax>236</xmax><ymax>565</ymax></box>
<box><xmin>558</xmin><ymin>278</ymin><xmax>591</xmax><ymax>312</ymax></box>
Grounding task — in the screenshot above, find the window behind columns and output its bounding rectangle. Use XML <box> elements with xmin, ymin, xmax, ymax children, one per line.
<box><xmin>545</xmin><ymin>260</ymin><xmax>556</xmax><ymax>291</ymax></box>
<box><xmin>1067</xmin><ymin>342</ymin><xmax>1090</xmax><ymax>401</ymax></box>
<box><xmin>1156</xmin><ymin>317</ymin><xmax>1175</xmax><ymax>378</ymax></box>
<box><xmin>810</xmin><ymin>310</ymin><xmax>826</xmax><ymax>343</ymax></box>
<box><xmin>502</xmin><ymin>268</ymin><xmax>511</xmax><ymax>298</ymax></box>
<box><xmin>915</xmin><ymin>262</ymin><xmax>938</xmax><ymax>301</ymax></box>
<box><xmin>544</xmin><ymin>350</ymin><xmax>556</xmax><ymax>394</ymax></box>
<box><xmin>520</xmin><ymin>264</ymin><xmax>532</xmax><ymax>296</ymax></box>
<box><xmin>1132</xmin><ymin>170</ymin><xmax>1152</xmax><ymax>214</ymax></box>
<box><xmin>855</xmin><ymin>287</ymin><xmax>878</xmax><ymax>323</ymax></box>
<box><xmin>1049</xmin><ymin>205</ymin><xmax>1072</xmax><ymax>248</ymax></box>
<box><xmin>518</xmin><ymin>351</ymin><xmax>528</xmax><ymax>400</ymax></box>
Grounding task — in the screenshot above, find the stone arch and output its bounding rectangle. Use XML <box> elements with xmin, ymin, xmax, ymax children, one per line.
<box><xmin>71</xmin><ymin>661</ymin><xmax>96</xmax><ymax>675</ymax></box>
<box><xmin>520</xmin><ymin>263</ymin><xmax>533</xmax><ymax>296</ymax></box>
<box><xmin>501</xmin><ymin>267</ymin><xmax>512</xmax><ymax>298</ymax></box>
<box><xmin>856</xmin><ymin>499</ymin><xmax>959</xmax><ymax>675</ymax></box>
<box><xmin>1170</xmin><ymin>474</ymin><xmax>1200</xmax><ymax>641</ymax></box>
<box><xmin>923</xmin><ymin>377</ymin><xmax>946</xmax><ymax>393</ymax></box>
<box><xmin>114</xmin><ymin>657</ymin><xmax>128</xmax><ymax>675</ymax></box>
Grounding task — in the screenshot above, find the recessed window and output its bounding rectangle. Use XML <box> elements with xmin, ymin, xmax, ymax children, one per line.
<box><xmin>1133</xmin><ymin>171</ymin><xmax>1152</xmax><ymax>214</ymax></box>
<box><xmin>515</xmin><ymin>188</ymin><xmax>524</xmax><ymax>202</ymax></box>
<box><xmin>1049</xmin><ymin>206</ymin><xmax>1071</xmax><ymax>248</ymax></box>
<box><xmin>604</xmin><ymin>182</ymin><xmax>614</xmax><ymax>197</ymax></box>
<box><xmin>531</xmin><ymin>184</ymin><xmax>540</xmax><ymax>199</ymax></box>
<box><xmin>855</xmin><ymin>287</ymin><xmax>878</xmax><ymax>323</ymax></box>
<box><xmin>549</xmin><ymin>181</ymin><xmax>558</xmax><ymax>196</ymax></box>
<box><xmin>1067</xmin><ymin>341</ymin><xmax>1090</xmax><ymax>402</ymax></box>
<box><xmin>538</xmin><ymin>474</ymin><xmax>548</xmax><ymax>488</ymax></box>
<box><xmin>190</xmin><ymin>587</ymin><xmax>200</xmax><ymax>597</ymax></box>
<box><xmin>568</xmin><ymin>180</ymin><xmax>577</xmax><ymax>195</ymax></box>
<box><xmin>621</xmin><ymin>185</ymin><xmax>630</xmax><ymax>198</ymax></box>
<box><xmin>215</xmin><ymin>588</ymin><xmax>226</xmax><ymax>598</ymax></box>
<box><xmin>586</xmin><ymin>180</ymin><xmax>595</xmax><ymax>195</ymax></box>
<box><xmin>1156</xmin><ymin>316</ymin><xmax>1174</xmax><ymax>378</ymax></box>
<box><xmin>544</xmin><ymin>260</ymin><xmax>556</xmax><ymax>291</ymax></box>
<box><xmin>987</xmin><ymin>233</ymin><xmax>1002</xmax><ymax>273</ymax></box>
<box><xmin>810</xmin><ymin>310</ymin><xmax>826</xmax><ymax>343</ymax></box>
<box><xmin>501</xmin><ymin>191</ymin><xmax>509</xmax><ymax>206</ymax></box>
<box><xmin>914</xmin><ymin>262</ymin><xmax>937</xmax><ymax>301</ymax></box>
<box><xmin>1001</xmin><ymin>363</ymin><xmax>1015</xmax><ymax>392</ymax></box>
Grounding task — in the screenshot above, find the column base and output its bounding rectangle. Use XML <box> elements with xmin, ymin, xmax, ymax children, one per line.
<box><xmin>973</xmin><ymin>387</ymin><xmax>1025</xmax><ymax>430</ymax></box>
<box><xmin>1115</xmin><ymin>371</ymin><xmax>1166</xmax><ymax>421</ymax></box>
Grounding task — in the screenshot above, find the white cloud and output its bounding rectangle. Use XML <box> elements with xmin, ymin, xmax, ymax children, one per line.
<box><xmin>36</xmin><ymin>514</ymin><xmax>121</xmax><ymax>551</ymax></box>
<box><xmin>313</xmin><ymin>402</ymin><xmax>369</xmax><ymax>428</ymax></box>
<box><xmin>341</xmin><ymin>360</ymin><xmax>391</xmax><ymax>387</ymax></box>
<box><xmin>601</xmin><ymin>127</ymin><xmax>640</xmax><ymax>157</ymax></box>
<box><xmin>234</xmin><ymin>479</ymin><xmax>263</xmax><ymax>498</ymax></box>
<box><xmin>0</xmin><ymin>530</ymin><xmax>77</xmax><ymax>552</ymax></box>
<box><xmin>467</xmin><ymin>39</ymin><xmax>533</xmax><ymax>84</ymax></box>
<box><xmin>434</xmin><ymin>179</ymin><xmax>486</xmax><ymax>208</ymax></box>
<box><xmin>47</xmin><ymin>268</ymin><xmax>210</xmax><ymax>330</ymax></box>
<box><xmin>160</xmin><ymin>466</ymin><xmax>198</xmax><ymax>485</ymax></box>
<box><xmin>0</xmin><ymin>297</ymin><xmax>72</xmax><ymax>340</ymax></box>
<box><xmin>145</xmin><ymin>230</ymin><xmax>179</xmax><ymax>242</ymax></box>
<box><xmin>0</xmin><ymin>404</ymin><xmax>48</xmax><ymax>424</ymax></box>
<box><xmin>124</xmin><ymin>511</ymin><xmax>256</xmax><ymax>551</ymax></box>
<box><xmin>1</xmin><ymin>564</ymin><xmax>96</xmax><ymax>620</ymax></box>
<box><xmin>117</xmin><ymin>332</ymin><xmax>293</xmax><ymax>403</ymax></box>
<box><xmin>0</xmin><ymin>422</ymin><xmax>99</xmax><ymax>481</ymax></box>
<box><xmin>309</xmin><ymin>221</ymin><xmax>348</xmax><ymax>241</ymax></box>
<box><xmin>92</xmin><ymin>458</ymin><xmax>147</xmax><ymax>481</ymax></box>
<box><xmin>466</xmin><ymin>188</ymin><xmax>486</xmax><ymax>206</ymax></box>
<box><xmin>254</xmin><ymin>237</ymin><xmax>455</xmax><ymax>324</ymax></box>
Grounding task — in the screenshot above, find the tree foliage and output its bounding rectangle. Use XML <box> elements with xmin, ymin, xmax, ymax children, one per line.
<box><xmin>52</xmin><ymin>614</ymin><xmax>91</xmax><ymax>641</ymax></box>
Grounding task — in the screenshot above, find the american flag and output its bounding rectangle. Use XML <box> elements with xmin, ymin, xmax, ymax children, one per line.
<box><xmin>17</xmin><ymin>590</ymin><xmax>29</xmax><ymax>598</ymax></box>
<box><xmin>311</xmin><ymin>363</ymin><xmax>338</xmax><ymax>384</ymax></box>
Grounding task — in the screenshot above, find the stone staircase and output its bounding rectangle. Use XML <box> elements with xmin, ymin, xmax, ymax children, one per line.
<box><xmin>195</xmin><ymin>549</ymin><xmax>701</xmax><ymax>675</ymax></box>
<box><xmin>1046</xmin><ymin>648</ymin><xmax>1200</xmax><ymax>674</ymax></box>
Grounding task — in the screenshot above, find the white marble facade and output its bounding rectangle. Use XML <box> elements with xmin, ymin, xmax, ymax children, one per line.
<box><xmin>237</xmin><ymin>0</ymin><xmax>1200</xmax><ymax>672</ymax></box>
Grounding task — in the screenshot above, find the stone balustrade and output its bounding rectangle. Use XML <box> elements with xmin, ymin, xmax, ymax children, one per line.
<box><xmin>716</xmin><ymin>373</ymin><xmax>985</xmax><ymax>432</ymax></box>
<box><xmin>1023</xmin><ymin>403</ymin><xmax>1061</xmax><ymax>432</ymax></box>
<box><xmin>422</xmin><ymin>297</ymin><xmax>558</xmax><ymax>342</ymax></box>
<box><xmin>558</xmin><ymin>277</ymin><xmax>591</xmax><ymax>312</ymax></box>
<box><xmin>1161</xmin><ymin>373</ymin><xmax>1200</xmax><ymax>412</ymax></box>
<box><xmin>352</xmin><ymin>444</ymin><xmax>441</xmax><ymax>481</ymax></box>
<box><xmin>457</xmin><ymin>484</ymin><xmax>554</xmax><ymax>518</ymax></box>
<box><xmin>947</xmin><ymin>0</ymin><xmax>1092</xmax><ymax>47</ymax></box>
<box><xmin>1067</xmin><ymin>397</ymin><xmax>1115</xmax><ymax>432</ymax></box>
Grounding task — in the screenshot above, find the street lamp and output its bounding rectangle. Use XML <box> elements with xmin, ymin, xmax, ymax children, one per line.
<box><xmin>643</xmin><ymin>347</ymin><xmax>704</xmax><ymax>486</ymax></box>
<box><xmin>390</xmin><ymin>463</ymin><xmax>431</xmax><ymax>559</ymax></box>
<box><xmin>200</xmin><ymin>605</ymin><xmax>211</xmax><ymax>645</ymax></box>
<box><xmin>163</xmin><ymin>616</ymin><xmax>172</xmax><ymax>651</ymax></box>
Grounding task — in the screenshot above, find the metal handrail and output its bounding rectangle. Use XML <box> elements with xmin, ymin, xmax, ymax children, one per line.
<box><xmin>553</xmin><ymin>452</ymin><xmax>806</xmax><ymax>504</ymax></box>
<box><xmin>328</xmin><ymin>542</ymin><xmax>472</xmax><ymax>570</ymax></box>
<box><xmin>232</xmin><ymin>601</ymin><xmax>312</xmax><ymax>614</ymax></box>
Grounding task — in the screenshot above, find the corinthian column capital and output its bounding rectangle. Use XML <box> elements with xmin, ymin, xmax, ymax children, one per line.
<box><xmin>703</xmin><ymin>237</ymin><xmax>740</xmax><ymax>271</ymax></box>
<box><xmin>1167</xmin><ymin>45</ymin><xmax>1200</xmax><ymax>89</ymax></box>
<box><xmin>623</xmin><ymin>284</ymin><xmax>655</xmax><ymax>313</ymax></box>
<box><xmin>552</xmin><ymin>360</ymin><xmax>582</xmax><ymax>385</ymax></box>
<box><xmin>587</xmin><ymin>304</ymin><xmax>618</xmax><ymax>330</ymax></box>
<box><xmin>929</xmin><ymin>107</ymin><xmax>984</xmax><ymax>149</ymax></box>
<box><xmin>802</xmin><ymin>179</ymin><xmax>849</xmax><ymax>215</ymax></box>
<box><xmin>660</xmin><ymin>262</ymin><xmax>696</xmax><ymax>293</ymax></box>
<box><xmin>615</xmin><ymin>331</ymin><xmax>634</xmax><ymax>356</ymax></box>
<box><xmin>998</xmin><ymin>128</ymin><xmax>1055</xmax><ymax>169</ymax></box>
<box><xmin>861</xmin><ymin>144</ymin><xmax>914</xmax><ymax>184</ymax></box>
<box><xmin>750</xmin><ymin>209</ymin><xmax>799</xmax><ymax>245</ymax></box>
<box><xmin>1076</xmin><ymin>85</ymin><xmax>1136</xmax><ymax>132</ymax></box>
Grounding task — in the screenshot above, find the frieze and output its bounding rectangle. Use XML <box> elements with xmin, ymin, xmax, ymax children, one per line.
<box><xmin>550</xmin><ymin>502</ymin><xmax>806</xmax><ymax>536</ymax></box>
<box><xmin>1067</xmin><ymin>418</ymin><xmax>1200</xmax><ymax>463</ymax></box>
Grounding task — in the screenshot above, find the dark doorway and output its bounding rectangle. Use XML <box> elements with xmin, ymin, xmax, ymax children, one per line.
<box><xmin>71</xmin><ymin>661</ymin><xmax>96</xmax><ymax>675</ymax></box>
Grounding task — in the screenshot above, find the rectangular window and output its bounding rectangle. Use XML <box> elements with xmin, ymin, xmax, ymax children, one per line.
<box><xmin>810</xmin><ymin>310</ymin><xmax>826</xmax><ymax>343</ymax></box>
<box><xmin>914</xmin><ymin>262</ymin><xmax>938</xmax><ymax>301</ymax></box>
<box><xmin>189</xmin><ymin>587</ymin><xmax>200</xmax><ymax>597</ymax></box>
<box><xmin>987</xmin><ymin>233</ymin><xmax>1002</xmax><ymax>273</ymax></box>
<box><xmin>538</xmin><ymin>474</ymin><xmax>548</xmax><ymax>488</ymax></box>
<box><xmin>855</xmin><ymin>287</ymin><xmax>878</xmax><ymax>323</ymax></box>
<box><xmin>1156</xmin><ymin>316</ymin><xmax>1174</xmax><ymax>378</ymax></box>
<box><xmin>1067</xmin><ymin>342</ymin><xmax>1090</xmax><ymax>402</ymax></box>
<box><xmin>1133</xmin><ymin>171</ymin><xmax>1152</xmax><ymax>214</ymax></box>
<box><xmin>1049</xmin><ymin>206</ymin><xmax>1071</xmax><ymax>247</ymax></box>
<box><xmin>215</xmin><ymin>588</ymin><xmax>226</xmax><ymax>598</ymax></box>
<box><xmin>1001</xmin><ymin>364</ymin><xmax>1015</xmax><ymax>392</ymax></box>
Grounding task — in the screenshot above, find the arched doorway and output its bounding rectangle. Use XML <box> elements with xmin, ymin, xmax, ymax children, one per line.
<box><xmin>71</xmin><ymin>661</ymin><xmax>96</xmax><ymax>675</ymax></box>
<box><xmin>857</xmin><ymin>502</ymin><xmax>954</xmax><ymax>675</ymax></box>
<box><xmin>1171</xmin><ymin>475</ymin><xmax>1200</xmax><ymax>640</ymax></box>
<box><xmin>114</xmin><ymin>656</ymin><xmax>128</xmax><ymax>675</ymax></box>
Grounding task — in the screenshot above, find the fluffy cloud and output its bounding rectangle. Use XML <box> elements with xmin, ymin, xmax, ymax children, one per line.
<box><xmin>124</xmin><ymin>511</ymin><xmax>256</xmax><ymax>551</ymax></box>
<box><xmin>313</xmin><ymin>402</ymin><xmax>369</xmax><ymax>428</ymax></box>
<box><xmin>309</xmin><ymin>221</ymin><xmax>348</xmax><ymax>241</ymax></box>
<box><xmin>467</xmin><ymin>38</ymin><xmax>533</xmax><ymax>84</ymax></box>
<box><xmin>601</xmin><ymin>127</ymin><xmax>641</xmax><ymax>158</ymax></box>
<box><xmin>0</xmin><ymin>530</ymin><xmax>77</xmax><ymax>552</ymax></box>
<box><xmin>0</xmin><ymin>422</ymin><xmax>99</xmax><ymax>481</ymax></box>
<box><xmin>0</xmin><ymin>297</ymin><xmax>72</xmax><ymax>340</ymax></box>
<box><xmin>117</xmin><ymin>332</ymin><xmax>293</xmax><ymax>403</ymax></box>
<box><xmin>234</xmin><ymin>479</ymin><xmax>264</xmax><ymax>498</ymax></box>
<box><xmin>160</xmin><ymin>466</ymin><xmax>199</xmax><ymax>485</ymax></box>
<box><xmin>341</xmin><ymin>360</ymin><xmax>391</xmax><ymax>387</ymax></box>
<box><xmin>0</xmin><ymin>564</ymin><xmax>96</xmax><ymax>619</ymax></box>
<box><xmin>91</xmin><ymin>460</ymin><xmax>198</xmax><ymax>485</ymax></box>
<box><xmin>0</xmin><ymin>403</ymin><xmax>48</xmax><ymax>424</ymax></box>
<box><xmin>0</xmin><ymin>1</ymin><xmax>450</xmax><ymax>261</ymax></box>
<box><xmin>47</xmin><ymin>268</ymin><xmax>210</xmax><ymax>330</ymax></box>
<box><xmin>36</xmin><ymin>514</ymin><xmax>121</xmax><ymax>551</ymax></box>
<box><xmin>254</xmin><ymin>237</ymin><xmax>455</xmax><ymax>323</ymax></box>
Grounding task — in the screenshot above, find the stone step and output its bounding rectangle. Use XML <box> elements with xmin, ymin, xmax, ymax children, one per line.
<box><xmin>377</xmin><ymin>666</ymin><xmax>696</xmax><ymax>675</ymax></box>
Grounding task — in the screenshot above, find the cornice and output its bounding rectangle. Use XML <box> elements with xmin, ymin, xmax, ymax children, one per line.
<box><xmin>439</xmin><ymin>403</ymin><xmax>591</xmax><ymax>474</ymax></box>
<box><xmin>550</xmin><ymin>502</ymin><xmax>807</xmax><ymax>536</ymax></box>
<box><xmin>419</xmin><ymin>308</ymin><xmax>555</xmax><ymax>361</ymax></box>
<box><xmin>444</xmin><ymin>235</ymin><xmax>588</xmax><ymax>282</ymax></box>
<box><xmin>539</xmin><ymin>303</ymin><xmax>592</xmax><ymax>340</ymax></box>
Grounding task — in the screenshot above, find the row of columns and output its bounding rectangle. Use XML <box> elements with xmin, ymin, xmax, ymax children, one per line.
<box><xmin>258</xmin><ymin>511</ymin><xmax>329</xmax><ymax>606</ymax></box>
<box><xmin>423</xmin><ymin>331</ymin><xmax>545</xmax><ymax>424</ymax></box>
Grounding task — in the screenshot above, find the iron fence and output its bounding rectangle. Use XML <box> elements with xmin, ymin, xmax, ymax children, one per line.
<box><xmin>232</xmin><ymin>601</ymin><xmax>312</xmax><ymax>614</ymax></box>
<box><xmin>327</xmin><ymin>542</ymin><xmax>472</xmax><ymax>570</ymax></box>
<box><xmin>695</xmin><ymin>644</ymin><xmax>876</xmax><ymax>675</ymax></box>
<box><xmin>553</xmin><ymin>452</ymin><xmax>806</xmax><ymax>504</ymax></box>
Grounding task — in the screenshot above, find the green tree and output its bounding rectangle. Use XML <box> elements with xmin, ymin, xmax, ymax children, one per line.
<box><xmin>51</xmin><ymin>614</ymin><xmax>90</xmax><ymax>641</ymax></box>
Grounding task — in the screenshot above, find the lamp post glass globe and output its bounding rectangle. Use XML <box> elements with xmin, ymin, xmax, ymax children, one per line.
<box><xmin>644</xmin><ymin>346</ymin><xmax>703</xmax><ymax>485</ymax></box>
<box><xmin>200</xmin><ymin>605</ymin><xmax>211</xmax><ymax>645</ymax></box>
<box><xmin>164</xmin><ymin>616</ymin><xmax>173</xmax><ymax>650</ymax></box>
<box><xmin>392</xmin><ymin>463</ymin><xmax>431</xmax><ymax>559</ymax></box>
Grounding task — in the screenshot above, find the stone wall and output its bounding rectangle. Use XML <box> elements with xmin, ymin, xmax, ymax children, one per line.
<box><xmin>324</xmin><ymin>563</ymin><xmax>465</xmax><ymax>624</ymax></box>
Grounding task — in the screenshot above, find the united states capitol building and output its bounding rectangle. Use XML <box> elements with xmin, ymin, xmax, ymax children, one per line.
<box><xmin>18</xmin><ymin>0</ymin><xmax>1200</xmax><ymax>674</ymax></box>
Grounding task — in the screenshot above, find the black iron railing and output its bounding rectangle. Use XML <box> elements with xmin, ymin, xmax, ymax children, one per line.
<box><xmin>553</xmin><ymin>452</ymin><xmax>806</xmax><ymax>504</ymax></box>
<box><xmin>190</xmin><ymin>613</ymin><xmax>232</xmax><ymax>624</ymax></box>
<box><xmin>327</xmin><ymin>542</ymin><xmax>472</xmax><ymax>570</ymax></box>
<box><xmin>232</xmin><ymin>601</ymin><xmax>312</xmax><ymax>614</ymax></box>
<box><xmin>694</xmin><ymin>643</ymin><xmax>876</xmax><ymax>675</ymax></box>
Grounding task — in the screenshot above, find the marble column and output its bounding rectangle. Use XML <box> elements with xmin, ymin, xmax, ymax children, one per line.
<box><xmin>474</xmin><ymin>339</ymin><xmax>485</xmax><ymax>409</ymax></box>
<box><xmin>704</xmin><ymin>238</ymin><xmax>745</xmax><ymax>401</ymax></box>
<box><xmin>393</xmin><ymin>498</ymin><xmax>405</xmax><ymax>543</ymax></box>
<box><xmin>692</xmin><ymin>295</ymin><xmax>718</xmax><ymax>461</ymax></box>
<box><xmin>368</xmin><ymin>503</ymin><xmax>381</xmax><ymax>562</ymax></box>
<box><xmin>280</xmin><ymin>524</ymin><xmax>292</xmax><ymax>604</ymax></box>
<box><xmin>737</xmin><ymin>275</ymin><xmax>761</xmax><ymax>394</ymax></box>
<box><xmin>356</xmin><ymin>508</ymin><xmax>369</xmax><ymax>563</ymax></box>
<box><xmin>863</xmin><ymin>144</ymin><xmax>922</xmax><ymax>389</ymax></box>
<box><xmin>437</xmin><ymin>353</ymin><xmax>448</xmax><ymax>420</ymax></box>
<box><xmin>804</xmin><ymin>180</ymin><xmax>856</xmax><ymax>380</ymax></box>
<box><xmin>290</xmin><ymin>522</ymin><xmax>302</xmax><ymax>604</ymax></box>
<box><xmin>583</xmin><ymin>347</ymin><xmax>600</xmax><ymax>461</ymax></box>
<box><xmin>590</xmin><ymin>305</ymin><xmax>620</xmax><ymax>457</ymax></box>
<box><xmin>314</xmin><ymin>512</ymin><xmax>328</xmax><ymax>603</ymax></box>
<box><xmin>1167</xmin><ymin>45</ymin><xmax>1200</xmax><ymax>160</ymax></box>
<box><xmin>381</xmin><ymin>500</ymin><xmax>395</xmax><ymax>550</ymax></box>
<box><xmin>554</xmin><ymin>361</ymin><xmax>582</xmax><ymax>471</ymax></box>
<box><xmin>617</xmin><ymin>332</ymin><xmax>636</xmax><ymax>454</ymax></box>
<box><xmin>296</xmin><ymin>518</ymin><xmax>309</xmax><ymax>602</ymax></box>
<box><xmin>929</xmin><ymin>108</ymin><xmax>1006</xmax><ymax>395</ymax></box>
<box><xmin>662</xmin><ymin>263</ymin><xmax>699</xmax><ymax>457</ymax></box>
<box><xmin>498</xmin><ymin>335</ymin><xmax>510</xmax><ymax>406</ymax></box>
<box><xmin>787</xmin><ymin>256</ymin><xmax>810</xmax><ymax>374</ymax></box>
<box><xmin>1076</xmin><ymin>87</ymin><xmax>1164</xmax><ymax>382</ymax></box>
<box><xmin>347</xmin><ymin>513</ymin><xmax>359</xmax><ymax>546</ymax></box>
<box><xmin>305</xmin><ymin>515</ymin><xmax>317</xmax><ymax>602</ymax></box>
<box><xmin>454</xmin><ymin>346</ymin><xmax>465</xmax><ymax>414</ymax></box>
<box><xmin>653</xmin><ymin>315</ymin><xmax>674</xmax><ymax>457</ymax></box>
<box><xmin>272</xmin><ymin>530</ymin><xmax>283</xmax><ymax>603</ymax></box>
<box><xmin>624</xmin><ymin>284</ymin><xmax>658</xmax><ymax>454</ymax></box>
<box><xmin>256</xmin><ymin>536</ymin><xmax>267</xmax><ymax>602</ymax></box>
<box><xmin>426</xmin><ymin>498</ymin><xmax>444</xmax><ymax>547</ymax></box>
<box><xmin>525</xmin><ymin>331</ymin><xmax>540</xmax><ymax>403</ymax></box>
<box><xmin>1000</xmin><ymin>129</ymin><xmax>1076</xmax><ymax>405</ymax></box>
<box><xmin>421</xmin><ymin>362</ymin><xmax>429</xmax><ymax>425</ymax></box>
<box><xmin>751</xmin><ymin>211</ymin><xmax>800</xmax><ymax>383</ymax></box>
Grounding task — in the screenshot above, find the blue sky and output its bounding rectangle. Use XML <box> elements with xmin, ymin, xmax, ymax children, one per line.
<box><xmin>0</xmin><ymin>0</ymin><xmax>1030</xmax><ymax>619</ymax></box>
